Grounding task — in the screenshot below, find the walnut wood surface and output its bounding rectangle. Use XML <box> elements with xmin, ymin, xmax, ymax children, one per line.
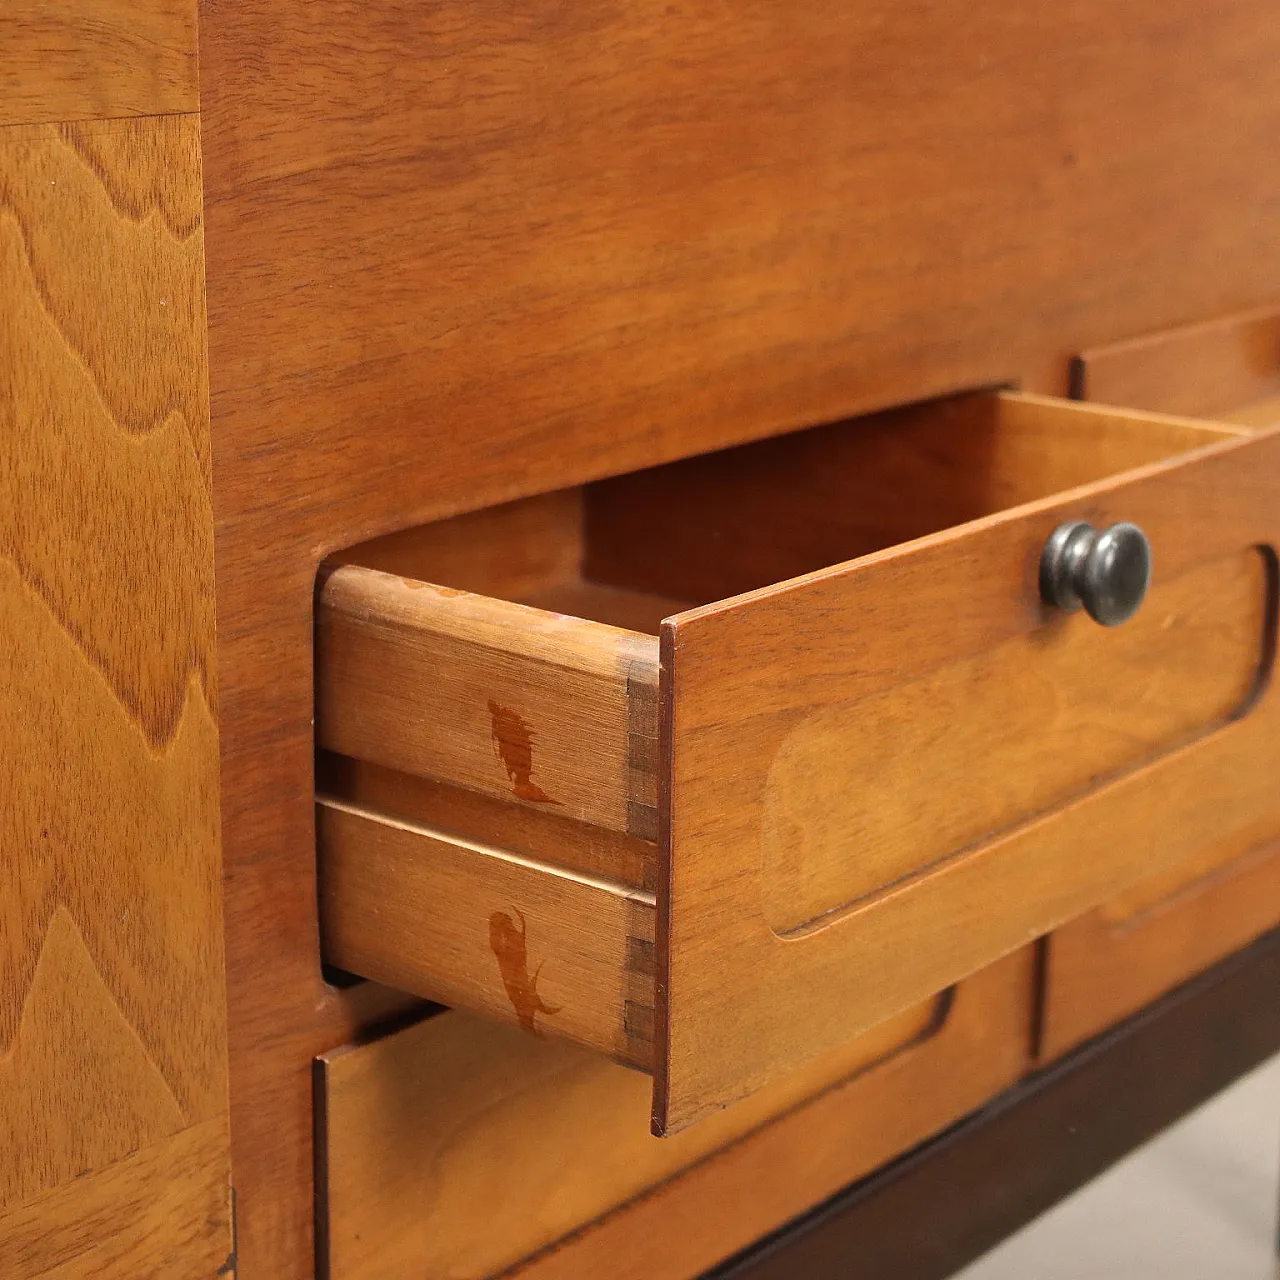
<box><xmin>1042</xmin><ymin>839</ymin><xmax>1280</xmax><ymax>1060</ymax></box>
<box><xmin>320</xmin><ymin>755</ymin><xmax>659</xmax><ymax>892</ymax></box>
<box><xmin>1039</xmin><ymin>322</ymin><xmax>1280</xmax><ymax>1061</ymax></box>
<box><xmin>0</xmin><ymin>114</ymin><xmax>230</xmax><ymax>1265</ymax></box>
<box><xmin>754</xmin><ymin>549</ymin><xmax>1264</xmax><ymax>934</ymax></box>
<box><xmin>194</xmin><ymin>3</ymin><xmax>1280</xmax><ymax>1269</ymax></box>
<box><xmin>1073</xmin><ymin>305</ymin><xmax>1280</xmax><ymax>419</ymax></box>
<box><xmin>715</xmin><ymin>927</ymin><xmax>1280</xmax><ymax>1280</ymax></box>
<box><xmin>0</xmin><ymin>1117</ymin><xmax>231</xmax><ymax>1278</ymax></box>
<box><xmin>317</xmin><ymin>391</ymin><xmax>1275</xmax><ymax>1128</ymax></box>
<box><xmin>318</xmin><ymin>798</ymin><xmax>657</xmax><ymax>1067</ymax></box>
<box><xmin>317</xmin><ymin>951</ymin><xmax>1034</xmax><ymax>1280</ymax></box>
<box><xmin>585</xmin><ymin>393</ymin><xmax>1242</xmax><ymax>605</ymax></box>
<box><xmin>327</xmin><ymin>490</ymin><xmax>587</xmax><ymax>600</ymax></box>
<box><xmin>3</xmin><ymin>1</ymin><xmax>198</xmax><ymax>128</ymax></box>
<box><xmin>658</xmin><ymin>397</ymin><xmax>1280</xmax><ymax>1130</ymax></box>
<box><xmin>317</xmin><ymin>567</ymin><xmax>660</xmax><ymax>835</ymax></box>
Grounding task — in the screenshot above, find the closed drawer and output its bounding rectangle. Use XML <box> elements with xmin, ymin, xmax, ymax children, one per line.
<box><xmin>1041</xmin><ymin>836</ymin><xmax>1280</xmax><ymax>1060</ymax></box>
<box><xmin>316</xmin><ymin>389</ymin><xmax>1280</xmax><ymax>1132</ymax></box>
<box><xmin>316</xmin><ymin>951</ymin><xmax>1035</xmax><ymax>1280</ymax></box>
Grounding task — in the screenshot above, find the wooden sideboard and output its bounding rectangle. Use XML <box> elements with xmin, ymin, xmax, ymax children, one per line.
<box><xmin>5</xmin><ymin>3</ymin><xmax>1280</xmax><ymax>1276</ymax></box>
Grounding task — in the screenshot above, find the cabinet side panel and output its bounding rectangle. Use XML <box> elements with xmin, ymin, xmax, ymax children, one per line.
<box><xmin>0</xmin><ymin>114</ymin><xmax>230</xmax><ymax>1268</ymax></box>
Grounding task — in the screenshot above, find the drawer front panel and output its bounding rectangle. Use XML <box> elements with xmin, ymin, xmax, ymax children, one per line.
<box><xmin>1042</xmin><ymin>838</ymin><xmax>1280</xmax><ymax>1059</ymax></box>
<box><xmin>317</xmin><ymin>952</ymin><xmax>1034</xmax><ymax>1280</ymax></box>
<box><xmin>761</xmin><ymin>548</ymin><xmax>1267</xmax><ymax>932</ymax></box>
<box><xmin>660</xmin><ymin>406</ymin><xmax>1280</xmax><ymax>1130</ymax></box>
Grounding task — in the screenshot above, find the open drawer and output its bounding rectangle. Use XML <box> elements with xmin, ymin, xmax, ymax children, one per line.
<box><xmin>315</xmin><ymin>389</ymin><xmax>1280</xmax><ymax>1133</ymax></box>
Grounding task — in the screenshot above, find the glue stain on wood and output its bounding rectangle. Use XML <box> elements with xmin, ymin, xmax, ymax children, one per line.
<box><xmin>488</xmin><ymin>908</ymin><xmax>562</xmax><ymax>1034</ymax></box>
<box><xmin>488</xmin><ymin>700</ymin><xmax>560</xmax><ymax>804</ymax></box>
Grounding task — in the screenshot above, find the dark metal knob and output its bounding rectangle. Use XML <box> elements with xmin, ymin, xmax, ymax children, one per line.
<box><xmin>1039</xmin><ymin>520</ymin><xmax>1152</xmax><ymax>627</ymax></box>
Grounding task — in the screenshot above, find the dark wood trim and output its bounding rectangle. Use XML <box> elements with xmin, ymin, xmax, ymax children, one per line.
<box><xmin>708</xmin><ymin>927</ymin><xmax>1280</xmax><ymax>1280</ymax></box>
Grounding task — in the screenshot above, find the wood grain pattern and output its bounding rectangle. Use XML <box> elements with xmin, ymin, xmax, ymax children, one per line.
<box><xmin>659</xmin><ymin>397</ymin><xmax>1280</xmax><ymax>1131</ymax></box>
<box><xmin>318</xmin><ymin>951</ymin><xmax>1033</xmax><ymax>1280</ymax></box>
<box><xmin>585</xmin><ymin>392</ymin><xmax>1243</xmax><ymax>606</ymax></box>
<box><xmin>757</xmin><ymin>548</ymin><xmax>1266</xmax><ymax>931</ymax></box>
<box><xmin>319</xmin><ymin>390</ymin><xmax>1278</xmax><ymax>1127</ymax></box>
<box><xmin>2</xmin><ymin>2</ymin><xmax>198</xmax><ymax>128</ymax></box>
<box><xmin>710</xmin><ymin>930</ymin><xmax>1280</xmax><ymax>1280</ymax></box>
<box><xmin>1073</xmin><ymin>305</ymin><xmax>1280</xmax><ymax>419</ymax></box>
<box><xmin>318</xmin><ymin>798</ymin><xmax>657</xmax><ymax>1067</ymax></box>
<box><xmin>328</xmin><ymin>490</ymin><xmax>587</xmax><ymax>600</ymax></box>
<box><xmin>1039</xmin><ymin>320</ymin><xmax>1280</xmax><ymax>1061</ymax></box>
<box><xmin>0</xmin><ymin>1117</ymin><xmax>232</xmax><ymax>1278</ymax></box>
<box><xmin>1042</xmin><ymin>840</ymin><xmax>1280</xmax><ymax>1060</ymax></box>
<box><xmin>195</xmin><ymin>2</ymin><xmax>1280</xmax><ymax>1267</ymax></box>
<box><xmin>319</xmin><ymin>1002</ymin><xmax>935</xmax><ymax>1280</ymax></box>
<box><xmin>0</xmin><ymin>115</ymin><xmax>230</xmax><ymax>1263</ymax></box>
<box><xmin>319</xmin><ymin>392</ymin><xmax>1274</xmax><ymax>1109</ymax></box>
<box><xmin>319</xmin><ymin>754</ymin><xmax>659</xmax><ymax>892</ymax></box>
<box><xmin>318</xmin><ymin>567</ymin><xmax>660</xmax><ymax>835</ymax></box>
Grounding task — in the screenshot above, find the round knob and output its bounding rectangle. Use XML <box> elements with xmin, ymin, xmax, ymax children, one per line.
<box><xmin>1039</xmin><ymin>520</ymin><xmax>1152</xmax><ymax>627</ymax></box>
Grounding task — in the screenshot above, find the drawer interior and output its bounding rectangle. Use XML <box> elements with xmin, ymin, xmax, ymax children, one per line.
<box><xmin>329</xmin><ymin>389</ymin><xmax>1228</xmax><ymax>631</ymax></box>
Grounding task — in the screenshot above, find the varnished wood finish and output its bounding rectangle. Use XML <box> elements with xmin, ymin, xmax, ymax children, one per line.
<box><xmin>1073</xmin><ymin>305</ymin><xmax>1280</xmax><ymax>419</ymax></box>
<box><xmin>195</xmin><ymin>2</ymin><xmax>1280</xmax><ymax>1266</ymax></box>
<box><xmin>317</xmin><ymin>951</ymin><xmax>1034</xmax><ymax>1280</ymax></box>
<box><xmin>659</xmin><ymin>396</ymin><xmax>1280</xmax><ymax>1130</ymax></box>
<box><xmin>585</xmin><ymin>393</ymin><xmax>1243</xmax><ymax>604</ymax></box>
<box><xmin>714</xmin><ymin>927</ymin><xmax>1280</xmax><ymax>1280</ymax></box>
<box><xmin>0</xmin><ymin>114</ymin><xmax>230</xmax><ymax>1263</ymax></box>
<box><xmin>3</xmin><ymin>1</ymin><xmax>199</xmax><ymax>128</ymax></box>
<box><xmin>0</xmin><ymin>1118</ymin><xmax>232</xmax><ymax>1279</ymax></box>
<box><xmin>318</xmin><ymin>390</ymin><xmax>1280</xmax><ymax>1131</ymax></box>
<box><xmin>317</xmin><ymin>567</ymin><xmax>660</xmax><ymax>836</ymax></box>
<box><xmin>1039</xmin><ymin>317</ymin><xmax>1280</xmax><ymax>1061</ymax></box>
<box><xmin>1042</xmin><ymin>839</ymin><xmax>1280</xmax><ymax>1059</ymax></box>
<box><xmin>319</xmin><ymin>754</ymin><xmax>659</xmax><ymax>892</ymax></box>
<box><xmin>328</xmin><ymin>490</ymin><xmax>586</xmax><ymax>599</ymax></box>
<box><xmin>317</xmin><ymin>798</ymin><xmax>657</xmax><ymax>1067</ymax></box>
<box><xmin>752</xmin><ymin>551</ymin><xmax>1263</xmax><ymax>934</ymax></box>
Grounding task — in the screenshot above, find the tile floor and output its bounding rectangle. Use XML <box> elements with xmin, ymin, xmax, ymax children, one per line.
<box><xmin>957</xmin><ymin>1053</ymin><xmax>1280</xmax><ymax>1279</ymax></box>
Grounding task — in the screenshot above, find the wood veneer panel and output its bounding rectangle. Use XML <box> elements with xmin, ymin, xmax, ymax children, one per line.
<box><xmin>0</xmin><ymin>1118</ymin><xmax>232</xmax><ymax>1278</ymax></box>
<box><xmin>317</xmin><ymin>951</ymin><xmax>1033</xmax><ymax>1280</ymax></box>
<box><xmin>714</xmin><ymin>928</ymin><xmax>1280</xmax><ymax>1280</ymax></box>
<box><xmin>0</xmin><ymin>115</ymin><xmax>230</xmax><ymax>1262</ymax></box>
<box><xmin>196</xmin><ymin>2</ymin><xmax>1280</xmax><ymax>1269</ymax></box>
<box><xmin>1073</xmin><ymin>306</ymin><xmax>1280</xmax><ymax>420</ymax></box>
<box><xmin>2</xmin><ymin>2</ymin><xmax>198</xmax><ymax>128</ymax></box>
<box><xmin>1042</xmin><ymin>308</ymin><xmax>1280</xmax><ymax>1061</ymax></box>
<box><xmin>1041</xmin><ymin>839</ymin><xmax>1280</xmax><ymax>1059</ymax></box>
